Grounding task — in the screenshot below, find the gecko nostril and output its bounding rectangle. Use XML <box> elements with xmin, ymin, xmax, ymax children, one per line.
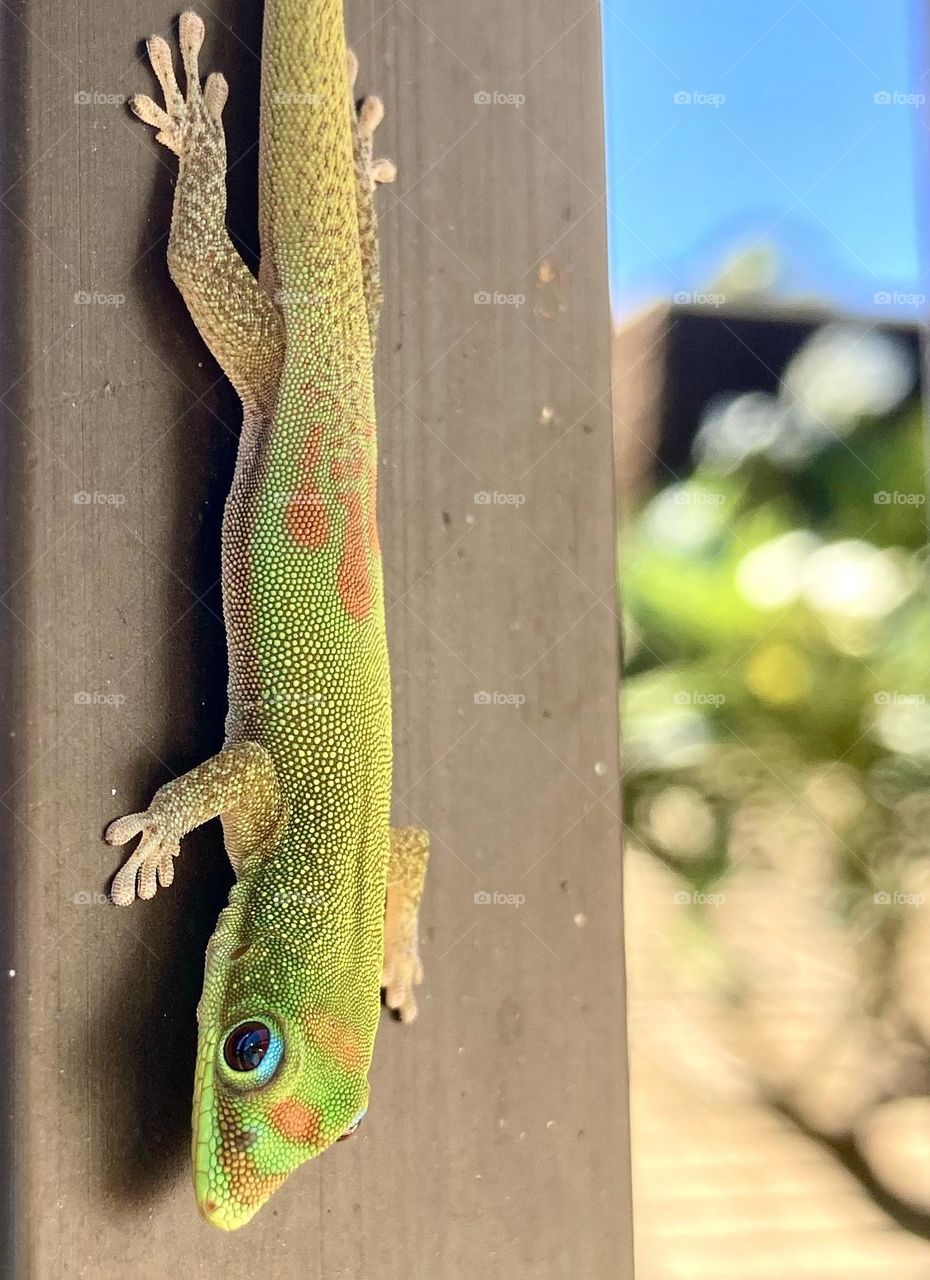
<box><xmin>229</xmin><ymin>942</ymin><xmax>252</xmax><ymax>962</ymax></box>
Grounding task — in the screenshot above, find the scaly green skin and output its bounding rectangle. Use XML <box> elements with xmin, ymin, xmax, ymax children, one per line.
<box><xmin>105</xmin><ymin>3</ymin><xmax>429</xmax><ymax>1231</ymax></box>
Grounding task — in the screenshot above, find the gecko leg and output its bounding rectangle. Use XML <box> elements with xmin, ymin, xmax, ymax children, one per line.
<box><xmin>131</xmin><ymin>12</ymin><xmax>284</xmax><ymax>415</ymax></box>
<box><xmin>382</xmin><ymin>826</ymin><xmax>430</xmax><ymax>1022</ymax></box>
<box><xmin>347</xmin><ymin>49</ymin><xmax>396</xmax><ymax>349</ymax></box>
<box><xmin>106</xmin><ymin>741</ymin><xmax>286</xmax><ymax>906</ymax></box>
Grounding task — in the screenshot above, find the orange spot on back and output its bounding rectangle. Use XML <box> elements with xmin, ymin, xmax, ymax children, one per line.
<box><xmin>285</xmin><ymin>424</ymin><xmax>329</xmax><ymax>551</ymax></box>
<box><xmin>330</xmin><ymin>444</ymin><xmax>365</xmax><ymax>483</ymax></box>
<box><xmin>269</xmin><ymin>1096</ymin><xmax>324</xmax><ymax>1146</ymax></box>
<box><xmin>336</xmin><ymin>491</ymin><xmax>372</xmax><ymax>622</ymax></box>
<box><xmin>283</xmin><ymin>390</ymin><xmax>381</xmax><ymax>620</ymax></box>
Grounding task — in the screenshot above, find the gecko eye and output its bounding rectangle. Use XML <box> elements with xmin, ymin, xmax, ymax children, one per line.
<box><xmin>219</xmin><ymin>1016</ymin><xmax>284</xmax><ymax>1087</ymax></box>
<box><xmin>224</xmin><ymin>1021</ymin><xmax>272</xmax><ymax>1072</ymax></box>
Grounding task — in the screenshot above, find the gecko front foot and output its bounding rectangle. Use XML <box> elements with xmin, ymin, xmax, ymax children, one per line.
<box><xmin>106</xmin><ymin>810</ymin><xmax>182</xmax><ymax>906</ymax></box>
<box><xmin>382</xmin><ymin>827</ymin><xmax>430</xmax><ymax>1022</ymax></box>
<box><xmin>130</xmin><ymin>11</ymin><xmax>229</xmax><ymax>158</ymax></box>
<box><xmin>382</xmin><ymin>886</ymin><xmax>424</xmax><ymax>1023</ymax></box>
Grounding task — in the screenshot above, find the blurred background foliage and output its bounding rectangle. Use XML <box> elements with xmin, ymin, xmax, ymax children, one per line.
<box><xmin>621</xmin><ymin>326</ymin><xmax>930</xmax><ymax>1211</ymax></box>
<box><xmin>624</xmin><ymin>324</ymin><xmax>930</xmax><ymax>939</ymax></box>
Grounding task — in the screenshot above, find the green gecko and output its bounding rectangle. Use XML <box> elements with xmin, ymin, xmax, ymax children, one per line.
<box><xmin>105</xmin><ymin>3</ymin><xmax>430</xmax><ymax>1231</ymax></box>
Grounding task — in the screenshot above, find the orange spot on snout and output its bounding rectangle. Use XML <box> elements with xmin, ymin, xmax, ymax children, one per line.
<box><xmin>268</xmin><ymin>1096</ymin><xmax>325</xmax><ymax>1146</ymax></box>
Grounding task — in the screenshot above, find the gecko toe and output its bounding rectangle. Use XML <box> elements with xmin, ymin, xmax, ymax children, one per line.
<box><xmin>203</xmin><ymin>72</ymin><xmax>229</xmax><ymax>123</ymax></box>
<box><xmin>129</xmin><ymin>93</ymin><xmax>173</xmax><ymax>132</ymax></box>
<box><xmin>347</xmin><ymin>48</ymin><xmax>360</xmax><ymax>91</ymax></box>
<box><xmin>105</xmin><ymin>812</ymin><xmax>146</xmax><ymax>845</ymax></box>
<box><xmin>358</xmin><ymin>95</ymin><xmax>384</xmax><ymax>140</ymax></box>
<box><xmin>146</xmin><ymin>36</ymin><xmax>184</xmax><ymax>115</ymax></box>
<box><xmin>370</xmin><ymin>158</ymin><xmax>397</xmax><ymax>185</ymax></box>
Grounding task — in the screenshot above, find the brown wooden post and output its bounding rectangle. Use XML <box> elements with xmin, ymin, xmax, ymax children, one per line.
<box><xmin>3</xmin><ymin>2</ymin><xmax>631</xmax><ymax>1274</ymax></box>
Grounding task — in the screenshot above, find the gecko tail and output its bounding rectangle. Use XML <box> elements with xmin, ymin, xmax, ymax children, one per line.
<box><xmin>258</xmin><ymin>0</ymin><xmax>360</xmax><ymax>291</ymax></box>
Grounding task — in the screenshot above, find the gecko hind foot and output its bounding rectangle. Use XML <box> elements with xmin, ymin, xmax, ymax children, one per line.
<box><xmin>358</xmin><ymin>97</ymin><xmax>397</xmax><ymax>187</ymax></box>
<box><xmin>130</xmin><ymin>11</ymin><xmax>228</xmax><ymax>157</ymax></box>
<box><xmin>347</xmin><ymin>48</ymin><xmax>397</xmax><ymax>189</ymax></box>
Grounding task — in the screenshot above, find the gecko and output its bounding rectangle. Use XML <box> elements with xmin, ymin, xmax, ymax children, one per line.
<box><xmin>105</xmin><ymin>3</ymin><xmax>430</xmax><ymax>1230</ymax></box>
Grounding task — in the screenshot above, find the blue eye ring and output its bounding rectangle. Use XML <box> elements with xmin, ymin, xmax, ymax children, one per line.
<box><xmin>220</xmin><ymin>1017</ymin><xmax>284</xmax><ymax>1087</ymax></box>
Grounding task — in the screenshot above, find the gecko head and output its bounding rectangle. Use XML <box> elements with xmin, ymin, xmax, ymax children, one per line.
<box><xmin>191</xmin><ymin>934</ymin><xmax>373</xmax><ymax>1230</ymax></box>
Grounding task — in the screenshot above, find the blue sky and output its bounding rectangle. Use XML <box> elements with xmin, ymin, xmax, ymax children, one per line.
<box><xmin>602</xmin><ymin>0</ymin><xmax>928</xmax><ymax>320</ymax></box>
